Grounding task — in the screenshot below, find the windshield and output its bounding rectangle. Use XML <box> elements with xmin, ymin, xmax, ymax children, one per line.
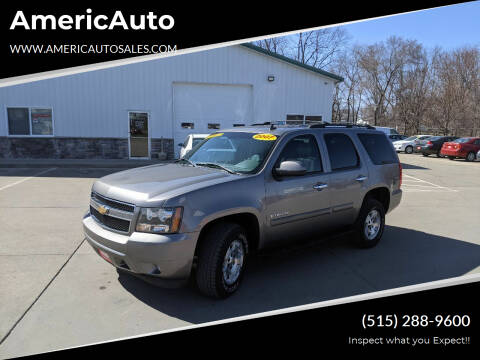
<box><xmin>184</xmin><ymin>132</ymin><xmax>278</xmax><ymax>174</ymax></box>
<box><xmin>453</xmin><ymin>138</ymin><xmax>471</xmax><ymax>143</ymax></box>
<box><xmin>192</xmin><ymin>138</ymin><xmax>205</xmax><ymax>147</ymax></box>
<box><xmin>404</xmin><ymin>136</ymin><xmax>417</xmax><ymax>141</ymax></box>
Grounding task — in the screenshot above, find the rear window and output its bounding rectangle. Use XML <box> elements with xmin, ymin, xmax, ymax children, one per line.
<box><xmin>357</xmin><ymin>133</ymin><xmax>398</xmax><ymax>165</ymax></box>
<box><xmin>453</xmin><ymin>138</ymin><xmax>471</xmax><ymax>143</ymax></box>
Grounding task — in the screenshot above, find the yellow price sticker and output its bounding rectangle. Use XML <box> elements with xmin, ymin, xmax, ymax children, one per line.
<box><xmin>206</xmin><ymin>133</ymin><xmax>224</xmax><ymax>139</ymax></box>
<box><xmin>253</xmin><ymin>133</ymin><xmax>277</xmax><ymax>141</ymax></box>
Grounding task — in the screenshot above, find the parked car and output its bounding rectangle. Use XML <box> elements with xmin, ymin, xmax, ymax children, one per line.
<box><xmin>374</xmin><ymin>126</ymin><xmax>400</xmax><ymax>136</ymax></box>
<box><xmin>178</xmin><ymin>133</ymin><xmax>209</xmax><ymax>158</ymax></box>
<box><xmin>393</xmin><ymin>135</ymin><xmax>433</xmax><ymax>154</ymax></box>
<box><xmin>440</xmin><ymin>137</ymin><xmax>480</xmax><ymax>161</ymax></box>
<box><xmin>388</xmin><ymin>134</ymin><xmax>408</xmax><ymax>142</ymax></box>
<box><xmin>414</xmin><ymin>136</ymin><xmax>458</xmax><ymax>157</ymax></box>
<box><xmin>83</xmin><ymin>124</ymin><xmax>402</xmax><ymax>298</ymax></box>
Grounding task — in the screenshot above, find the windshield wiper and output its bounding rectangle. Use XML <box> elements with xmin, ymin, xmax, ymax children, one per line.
<box><xmin>175</xmin><ymin>158</ymin><xmax>196</xmax><ymax>167</ymax></box>
<box><xmin>196</xmin><ymin>162</ymin><xmax>239</xmax><ymax>174</ymax></box>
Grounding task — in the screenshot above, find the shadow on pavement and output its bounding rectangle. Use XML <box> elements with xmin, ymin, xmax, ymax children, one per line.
<box><xmin>400</xmin><ymin>163</ymin><xmax>429</xmax><ymax>170</ymax></box>
<box><xmin>117</xmin><ymin>225</ymin><xmax>480</xmax><ymax>324</ymax></box>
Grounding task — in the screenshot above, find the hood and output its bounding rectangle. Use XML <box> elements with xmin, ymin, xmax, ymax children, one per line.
<box><xmin>92</xmin><ymin>163</ymin><xmax>234</xmax><ymax>205</ymax></box>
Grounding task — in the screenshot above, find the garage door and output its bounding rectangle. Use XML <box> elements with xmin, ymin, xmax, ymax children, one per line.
<box><xmin>173</xmin><ymin>83</ymin><xmax>253</xmax><ymax>157</ymax></box>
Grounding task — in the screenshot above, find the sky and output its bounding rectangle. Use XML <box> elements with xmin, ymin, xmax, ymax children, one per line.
<box><xmin>339</xmin><ymin>1</ymin><xmax>480</xmax><ymax>49</ymax></box>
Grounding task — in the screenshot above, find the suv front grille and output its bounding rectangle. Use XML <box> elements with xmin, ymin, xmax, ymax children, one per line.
<box><xmin>90</xmin><ymin>192</ymin><xmax>135</xmax><ymax>233</ymax></box>
<box><xmin>91</xmin><ymin>192</ymin><xmax>135</xmax><ymax>213</ymax></box>
<box><xmin>90</xmin><ymin>206</ymin><xmax>131</xmax><ymax>232</ymax></box>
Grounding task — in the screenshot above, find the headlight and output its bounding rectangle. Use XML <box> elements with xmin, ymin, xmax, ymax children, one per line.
<box><xmin>136</xmin><ymin>207</ymin><xmax>183</xmax><ymax>234</ymax></box>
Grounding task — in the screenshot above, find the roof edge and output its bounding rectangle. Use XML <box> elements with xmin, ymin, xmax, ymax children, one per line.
<box><xmin>240</xmin><ymin>43</ymin><xmax>344</xmax><ymax>82</ymax></box>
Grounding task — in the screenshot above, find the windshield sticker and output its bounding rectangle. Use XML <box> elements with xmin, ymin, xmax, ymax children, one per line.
<box><xmin>253</xmin><ymin>133</ymin><xmax>277</xmax><ymax>141</ymax></box>
<box><xmin>206</xmin><ymin>133</ymin><xmax>224</xmax><ymax>139</ymax></box>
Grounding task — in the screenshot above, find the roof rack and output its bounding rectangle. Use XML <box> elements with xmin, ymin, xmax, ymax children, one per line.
<box><xmin>251</xmin><ymin>122</ymin><xmax>272</xmax><ymax>126</ymax></box>
<box><xmin>309</xmin><ymin>123</ymin><xmax>375</xmax><ymax>129</ymax></box>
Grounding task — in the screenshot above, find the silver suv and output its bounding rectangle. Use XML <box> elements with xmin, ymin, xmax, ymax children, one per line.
<box><xmin>83</xmin><ymin>124</ymin><xmax>402</xmax><ymax>298</ymax></box>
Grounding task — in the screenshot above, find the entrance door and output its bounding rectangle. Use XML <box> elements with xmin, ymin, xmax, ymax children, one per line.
<box><xmin>129</xmin><ymin>112</ymin><xmax>149</xmax><ymax>158</ymax></box>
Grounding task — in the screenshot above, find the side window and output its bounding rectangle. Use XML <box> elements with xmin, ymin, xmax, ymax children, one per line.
<box><xmin>324</xmin><ymin>133</ymin><xmax>360</xmax><ymax>171</ymax></box>
<box><xmin>276</xmin><ymin>134</ymin><xmax>322</xmax><ymax>173</ymax></box>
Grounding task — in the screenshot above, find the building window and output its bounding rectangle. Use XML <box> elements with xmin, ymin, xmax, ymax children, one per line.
<box><xmin>286</xmin><ymin>114</ymin><xmax>304</xmax><ymax>125</ymax></box>
<box><xmin>181</xmin><ymin>122</ymin><xmax>194</xmax><ymax>129</ymax></box>
<box><xmin>7</xmin><ymin>107</ymin><xmax>53</xmax><ymax>136</ymax></box>
<box><xmin>208</xmin><ymin>123</ymin><xmax>220</xmax><ymax>129</ymax></box>
<box><xmin>233</xmin><ymin>124</ymin><xmax>245</xmax><ymax>127</ymax></box>
<box><xmin>305</xmin><ymin>115</ymin><xmax>322</xmax><ymax>124</ymax></box>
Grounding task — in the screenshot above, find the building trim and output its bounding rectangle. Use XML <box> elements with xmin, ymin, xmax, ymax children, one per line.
<box><xmin>240</xmin><ymin>43</ymin><xmax>344</xmax><ymax>82</ymax></box>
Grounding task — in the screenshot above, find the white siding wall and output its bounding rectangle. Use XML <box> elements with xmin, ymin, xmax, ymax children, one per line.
<box><xmin>0</xmin><ymin>45</ymin><xmax>336</xmax><ymax>138</ymax></box>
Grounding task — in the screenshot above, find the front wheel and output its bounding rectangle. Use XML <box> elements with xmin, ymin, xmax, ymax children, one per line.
<box><xmin>353</xmin><ymin>198</ymin><xmax>385</xmax><ymax>248</ymax></box>
<box><xmin>405</xmin><ymin>146</ymin><xmax>413</xmax><ymax>154</ymax></box>
<box><xmin>196</xmin><ymin>222</ymin><xmax>248</xmax><ymax>298</ymax></box>
<box><xmin>422</xmin><ymin>153</ymin><xmax>429</xmax><ymax>157</ymax></box>
<box><xmin>466</xmin><ymin>152</ymin><xmax>475</xmax><ymax>162</ymax></box>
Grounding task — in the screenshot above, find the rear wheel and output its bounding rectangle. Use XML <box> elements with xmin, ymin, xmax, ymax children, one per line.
<box><xmin>436</xmin><ymin>151</ymin><xmax>442</xmax><ymax>158</ymax></box>
<box><xmin>466</xmin><ymin>152</ymin><xmax>475</xmax><ymax>162</ymax></box>
<box><xmin>405</xmin><ymin>146</ymin><xmax>413</xmax><ymax>154</ymax></box>
<box><xmin>422</xmin><ymin>153</ymin><xmax>429</xmax><ymax>157</ymax></box>
<box><xmin>196</xmin><ymin>222</ymin><xmax>248</xmax><ymax>298</ymax></box>
<box><xmin>353</xmin><ymin>198</ymin><xmax>385</xmax><ymax>248</ymax></box>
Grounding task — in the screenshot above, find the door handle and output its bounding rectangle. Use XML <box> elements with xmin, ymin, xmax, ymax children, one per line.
<box><xmin>355</xmin><ymin>175</ymin><xmax>368</xmax><ymax>182</ymax></box>
<box><xmin>313</xmin><ymin>183</ymin><xmax>328</xmax><ymax>191</ymax></box>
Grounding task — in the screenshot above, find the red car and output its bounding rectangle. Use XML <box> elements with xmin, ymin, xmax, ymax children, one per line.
<box><xmin>440</xmin><ymin>137</ymin><xmax>480</xmax><ymax>161</ymax></box>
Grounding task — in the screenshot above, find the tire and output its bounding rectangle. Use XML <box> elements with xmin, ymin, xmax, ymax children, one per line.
<box><xmin>405</xmin><ymin>146</ymin><xmax>413</xmax><ymax>154</ymax></box>
<box><xmin>448</xmin><ymin>156</ymin><xmax>455</xmax><ymax>160</ymax></box>
<box><xmin>422</xmin><ymin>153</ymin><xmax>429</xmax><ymax>157</ymax></box>
<box><xmin>436</xmin><ymin>151</ymin><xmax>442</xmax><ymax>158</ymax></box>
<box><xmin>466</xmin><ymin>152</ymin><xmax>475</xmax><ymax>162</ymax></box>
<box><xmin>196</xmin><ymin>222</ymin><xmax>248</xmax><ymax>298</ymax></box>
<box><xmin>353</xmin><ymin>198</ymin><xmax>385</xmax><ymax>249</ymax></box>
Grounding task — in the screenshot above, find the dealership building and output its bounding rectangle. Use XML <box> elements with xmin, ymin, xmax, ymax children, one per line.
<box><xmin>0</xmin><ymin>44</ymin><xmax>342</xmax><ymax>160</ymax></box>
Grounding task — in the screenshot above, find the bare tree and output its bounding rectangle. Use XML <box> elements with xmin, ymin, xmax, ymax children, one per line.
<box><xmin>253</xmin><ymin>28</ymin><xmax>349</xmax><ymax>69</ymax></box>
<box><xmin>253</xmin><ymin>36</ymin><xmax>289</xmax><ymax>55</ymax></box>
<box><xmin>392</xmin><ymin>43</ymin><xmax>432</xmax><ymax>134</ymax></box>
<box><xmin>288</xmin><ymin>28</ymin><xmax>350</xmax><ymax>68</ymax></box>
<box><xmin>331</xmin><ymin>46</ymin><xmax>364</xmax><ymax>123</ymax></box>
<box><xmin>357</xmin><ymin>37</ymin><xmax>418</xmax><ymax>126</ymax></box>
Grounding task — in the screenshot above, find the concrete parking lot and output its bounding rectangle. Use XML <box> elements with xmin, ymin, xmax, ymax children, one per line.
<box><xmin>1</xmin><ymin>154</ymin><xmax>480</xmax><ymax>358</ymax></box>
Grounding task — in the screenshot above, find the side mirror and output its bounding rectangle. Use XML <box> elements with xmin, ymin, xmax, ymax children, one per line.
<box><xmin>274</xmin><ymin>160</ymin><xmax>307</xmax><ymax>177</ymax></box>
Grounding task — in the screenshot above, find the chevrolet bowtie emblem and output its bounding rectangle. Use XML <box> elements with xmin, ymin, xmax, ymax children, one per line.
<box><xmin>98</xmin><ymin>205</ymin><xmax>110</xmax><ymax>215</ymax></box>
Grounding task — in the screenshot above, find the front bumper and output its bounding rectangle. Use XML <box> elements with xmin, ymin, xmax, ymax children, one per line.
<box><xmin>393</xmin><ymin>144</ymin><xmax>404</xmax><ymax>152</ymax></box>
<box><xmin>83</xmin><ymin>214</ymin><xmax>199</xmax><ymax>287</ymax></box>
